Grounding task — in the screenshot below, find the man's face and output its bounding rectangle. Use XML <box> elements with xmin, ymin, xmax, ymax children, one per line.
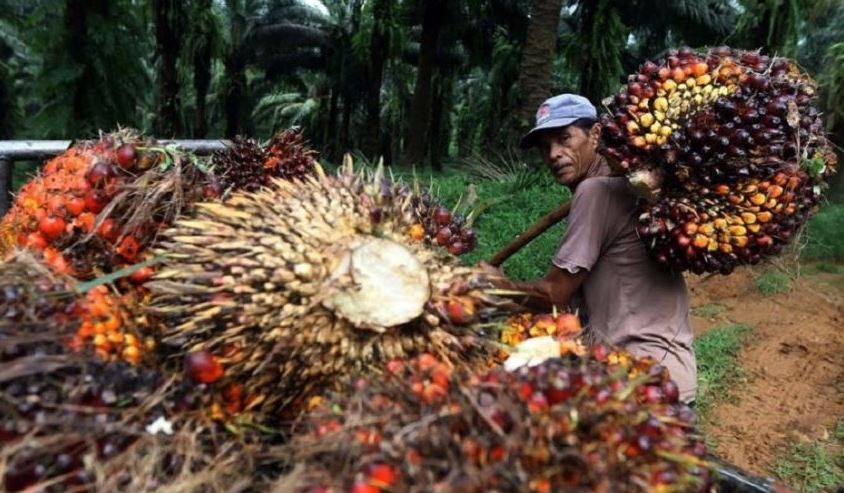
<box><xmin>537</xmin><ymin>123</ymin><xmax>601</xmax><ymax>187</ymax></box>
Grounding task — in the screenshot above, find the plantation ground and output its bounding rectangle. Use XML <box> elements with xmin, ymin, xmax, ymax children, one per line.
<box><xmin>689</xmin><ymin>264</ymin><xmax>844</xmax><ymax>486</ymax></box>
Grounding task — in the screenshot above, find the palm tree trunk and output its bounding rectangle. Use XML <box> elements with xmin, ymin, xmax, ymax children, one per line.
<box><xmin>405</xmin><ymin>0</ymin><xmax>447</xmax><ymax>165</ymax></box>
<box><xmin>0</xmin><ymin>61</ymin><xmax>12</xmax><ymax>138</ymax></box>
<box><xmin>154</xmin><ymin>0</ymin><xmax>185</xmax><ymax>137</ymax></box>
<box><xmin>515</xmin><ymin>0</ymin><xmax>563</xmax><ymax>124</ymax></box>
<box><xmin>363</xmin><ymin>0</ymin><xmax>390</xmax><ymax>158</ymax></box>
<box><xmin>193</xmin><ymin>0</ymin><xmax>213</xmax><ymax>138</ymax></box>
<box><xmin>66</xmin><ymin>0</ymin><xmax>108</xmax><ymax>135</ymax></box>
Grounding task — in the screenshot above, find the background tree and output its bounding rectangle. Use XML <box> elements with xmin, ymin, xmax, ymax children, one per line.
<box><xmin>514</xmin><ymin>0</ymin><xmax>563</xmax><ymax>124</ymax></box>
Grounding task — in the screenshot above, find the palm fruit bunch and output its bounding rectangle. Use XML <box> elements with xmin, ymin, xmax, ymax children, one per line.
<box><xmin>0</xmin><ymin>250</ymin><xmax>149</xmax><ymax>364</ymax></box>
<box><xmin>0</xmin><ymin>255</ymin><xmax>292</xmax><ymax>492</ymax></box>
<box><xmin>601</xmin><ymin>46</ymin><xmax>838</xmax><ymax>274</ymax></box>
<box><xmin>0</xmin><ymin>347</ymin><xmax>274</xmax><ymax>493</ymax></box>
<box><xmin>211</xmin><ymin>128</ymin><xmax>318</xmax><ymax>192</ymax></box>
<box><xmin>288</xmin><ymin>350</ymin><xmax>706</xmax><ymax>493</ymax></box>
<box><xmin>0</xmin><ymin>130</ymin><xmax>222</xmax><ymax>360</ymax></box>
<box><xmin>147</xmin><ymin>159</ymin><xmax>501</xmax><ymax>419</ymax></box>
<box><xmin>499</xmin><ymin>311</ymin><xmax>582</xmax><ymax>346</ymax></box>
<box><xmin>0</xmin><ymin>129</ymin><xmax>217</xmax><ymax>281</ymax></box>
<box><xmin>409</xmin><ymin>190</ymin><xmax>477</xmax><ymax>256</ymax></box>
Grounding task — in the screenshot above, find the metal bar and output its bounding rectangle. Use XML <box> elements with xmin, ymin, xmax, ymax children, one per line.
<box><xmin>0</xmin><ymin>156</ymin><xmax>11</xmax><ymax>216</ymax></box>
<box><xmin>0</xmin><ymin>139</ymin><xmax>231</xmax><ymax>160</ymax></box>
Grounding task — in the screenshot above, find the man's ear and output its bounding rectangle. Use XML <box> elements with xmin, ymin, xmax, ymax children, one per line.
<box><xmin>590</xmin><ymin>123</ymin><xmax>602</xmax><ymax>147</ymax></box>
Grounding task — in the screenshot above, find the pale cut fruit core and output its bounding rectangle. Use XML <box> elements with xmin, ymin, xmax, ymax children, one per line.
<box><xmin>322</xmin><ymin>236</ymin><xmax>431</xmax><ymax>328</ymax></box>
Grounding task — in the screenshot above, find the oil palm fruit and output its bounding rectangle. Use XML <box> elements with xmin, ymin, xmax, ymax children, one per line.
<box><xmin>290</xmin><ymin>350</ymin><xmax>709</xmax><ymax>493</ymax></box>
<box><xmin>211</xmin><ymin>128</ymin><xmax>318</xmax><ymax>192</ymax></box>
<box><xmin>0</xmin><ymin>250</ymin><xmax>148</xmax><ymax>364</ymax></box>
<box><xmin>499</xmin><ymin>311</ymin><xmax>582</xmax><ymax>346</ymax></box>
<box><xmin>148</xmin><ymin>158</ymin><xmax>497</xmax><ymax>418</ymax></box>
<box><xmin>601</xmin><ymin>46</ymin><xmax>837</xmax><ymax>274</ymax></box>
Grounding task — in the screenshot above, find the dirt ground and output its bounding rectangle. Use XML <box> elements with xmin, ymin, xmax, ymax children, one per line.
<box><xmin>687</xmin><ymin>265</ymin><xmax>844</xmax><ymax>476</ymax></box>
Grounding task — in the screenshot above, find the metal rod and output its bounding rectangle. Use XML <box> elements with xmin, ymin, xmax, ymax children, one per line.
<box><xmin>0</xmin><ymin>156</ymin><xmax>11</xmax><ymax>216</ymax></box>
<box><xmin>0</xmin><ymin>139</ymin><xmax>231</xmax><ymax>160</ymax></box>
<box><xmin>0</xmin><ymin>139</ymin><xmax>233</xmax><ymax>216</ymax></box>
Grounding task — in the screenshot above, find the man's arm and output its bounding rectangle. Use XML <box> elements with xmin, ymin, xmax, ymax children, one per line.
<box><xmin>481</xmin><ymin>263</ymin><xmax>587</xmax><ymax>311</ymax></box>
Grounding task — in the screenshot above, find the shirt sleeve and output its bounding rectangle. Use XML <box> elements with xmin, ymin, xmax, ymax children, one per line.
<box><xmin>552</xmin><ymin>179</ymin><xmax>613</xmax><ymax>273</ymax></box>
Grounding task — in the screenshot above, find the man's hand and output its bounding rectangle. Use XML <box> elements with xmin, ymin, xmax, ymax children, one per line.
<box><xmin>476</xmin><ymin>261</ymin><xmax>511</xmax><ymax>288</ymax></box>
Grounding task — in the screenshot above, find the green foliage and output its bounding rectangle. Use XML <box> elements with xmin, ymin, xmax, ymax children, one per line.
<box><xmin>21</xmin><ymin>1</ymin><xmax>154</xmax><ymax>137</ymax></box>
<box><xmin>421</xmin><ymin>166</ymin><xmax>569</xmax><ymax>280</ymax></box>
<box><xmin>803</xmin><ymin>204</ymin><xmax>844</xmax><ymax>261</ymax></box>
<box><xmin>773</xmin><ymin>420</ymin><xmax>844</xmax><ymax>493</ymax></box>
<box><xmin>691</xmin><ymin>303</ymin><xmax>729</xmax><ymax>318</ymax></box>
<box><xmin>801</xmin><ymin>262</ymin><xmax>844</xmax><ymax>275</ymax></box>
<box><xmin>693</xmin><ymin>323</ymin><xmax>752</xmax><ymax>419</ymax></box>
<box><xmin>755</xmin><ymin>270</ymin><xmax>791</xmax><ymax>295</ymax></box>
<box><xmin>734</xmin><ymin>0</ymin><xmax>802</xmax><ymax>57</ymax></box>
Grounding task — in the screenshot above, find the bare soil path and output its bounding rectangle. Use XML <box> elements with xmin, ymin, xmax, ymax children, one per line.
<box><xmin>687</xmin><ymin>266</ymin><xmax>844</xmax><ymax>475</ymax></box>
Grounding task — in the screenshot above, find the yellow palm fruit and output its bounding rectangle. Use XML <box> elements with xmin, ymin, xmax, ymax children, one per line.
<box><xmin>728</xmin><ymin>225</ymin><xmax>747</xmax><ymax>236</ymax></box>
<box><xmin>731</xmin><ymin>236</ymin><xmax>749</xmax><ymax>248</ymax></box>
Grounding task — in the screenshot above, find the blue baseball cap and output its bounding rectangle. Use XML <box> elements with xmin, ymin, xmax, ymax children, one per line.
<box><xmin>519</xmin><ymin>94</ymin><xmax>598</xmax><ymax>149</ymax></box>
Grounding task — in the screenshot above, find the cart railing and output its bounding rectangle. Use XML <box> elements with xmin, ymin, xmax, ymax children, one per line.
<box><xmin>0</xmin><ymin>139</ymin><xmax>232</xmax><ymax>216</ymax></box>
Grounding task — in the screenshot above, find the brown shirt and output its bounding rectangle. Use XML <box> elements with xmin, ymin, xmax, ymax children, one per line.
<box><xmin>552</xmin><ymin>164</ymin><xmax>696</xmax><ymax>403</ymax></box>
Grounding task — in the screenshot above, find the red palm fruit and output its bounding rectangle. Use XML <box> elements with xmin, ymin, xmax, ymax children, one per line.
<box><xmin>47</xmin><ymin>195</ymin><xmax>66</xmax><ymax>215</ymax></box>
<box><xmin>115</xmin><ymin>235</ymin><xmax>140</xmax><ymax>260</ymax></box>
<box><xmin>25</xmin><ymin>231</ymin><xmax>48</xmax><ymax>249</ymax></box>
<box><xmin>84</xmin><ymin>189</ymin><xmax>109</xmax><ymax>213</ymax></box>
<box><xmin>433</xmin><ymin>207</ymin><xmax>452</xmax><ymax>226</ymax></box>
<box><xmin>435</xmin><ymin>227</ymin><xmax>452</xmax><ymax>245</ymax></box>
<box><xmin>97</xmin><ymin>218</ymin><xmax>120</xmax><ymax>243</ymax></box>
<box><xmin>66</xmin><ymin>196</ymin><xmax>86</xmax><ymax>216</ymax></box>
<box><xmin>86</xmin><ymin>160</ymin><xmax>116</xmax><ymax>187</ymax></box>
<box><xmin>447</xmin><ymin>240</ymin><xmax>465</xmax><ymax>256</ymax></box>
<box><xmin>446</xmin><ymin>298</ymin><xmax>476</xmax><ymax>325</ymax></box>
<box><xmin>367</xmin><ymin>463</ymin><xmax>398</xmax><ymax>488</ymax></box>
<box><xmin>691</xmin><ymin>62</ymin><xmax>708</xmax><ymax>77</ymax></box>
<box><xmin>129</xmin><ymin>266</ymin><xmax>154</xmax><ymax>284</ymax></box>
<box><xmin>116</xmin><ymin>144</ymin><xmax>137</xmax><ymax>169</ymax></box>
<box><xmin>75</xmin><ymin>212</ymin><xmax>96</xmax><ymax>233</ymax></box>
<box><xmin>555</xmin><ymin>313</ymin><xmax>581</xmax><ymax>335</ymax></box>
<box><xmin>38</xmin><ymin>214</ymin><xmax>67</xmax><ymax>240</ymax></box>
<box><xmin>416</xmin><ymin>353</ymin><xmax>438</xmax><ymax>371</ymax></box>
<box><xmin>184</xmin><ymin>351</ymin><xmax>224</xmax><ymax>384</ymax></box>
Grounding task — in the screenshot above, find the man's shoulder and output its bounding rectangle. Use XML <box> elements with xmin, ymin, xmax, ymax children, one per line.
<box><xmin>573</xmin><ymin>176</ymin><xmax>630</xmax><ymax>200</ymax></box>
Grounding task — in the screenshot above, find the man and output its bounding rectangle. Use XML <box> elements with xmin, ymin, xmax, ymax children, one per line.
<box><xmin>483</xmin><ymin>94</ymin><xmax>697</xmax><ymax>404</ymax></box>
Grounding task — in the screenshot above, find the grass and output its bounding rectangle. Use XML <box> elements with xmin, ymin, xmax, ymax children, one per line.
<box><xmin>802</xmin><ymin>262</ymin><xmax>844</xmax><ymax>275</ymax></box>
<box><xmin>691</xmin><ymin>303</ymin><xmax>729</xmax><ymax>318</ymax></box>
<box><xmin>773</xmin><ymin>420</ymin><xmax>844</xmax><ymax>493</ymax></box>
<box><xmin>693</xmin><ymin>323</ymin><xmax>753</xmax><ymax>420</ymax></box>
<box><xmin>803</xmin><ymin>203</ymin><xmax>844</xmax><ymax>262</ymax></box>
<box><xmin>755</xmin><ymin>270</ymin><xmax>792</xmax><ymax>295</ymax></box>
<box><xmin>426</xmin><ymin>169</ymin><xmax>571</xmax><ymax>280</ymax></box>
